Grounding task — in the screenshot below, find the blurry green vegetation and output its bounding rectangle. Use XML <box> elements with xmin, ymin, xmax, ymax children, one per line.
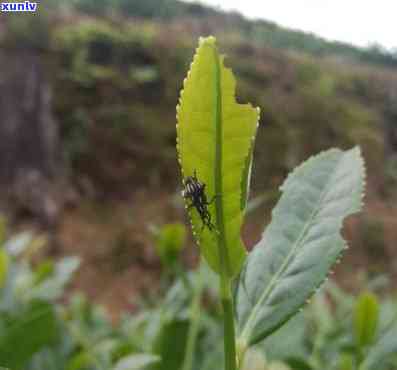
<box><xmin>153</xmin><ymin>223</ymin><xmax>186</xmax><ymax>268</ymax></box>
<box><xmin>2</xmin><ymin>226</ymin><xmax>397</xmax><ymax>370</ymax></box>
<box><xmin>54</xmin><ymin>21</ymin><xmax>159</xmax><ymax>86</ymax></box>
<box><xmin>1</xmin><ymin>11</ymin><xmax>50</xmax><ymax>50</ymax></box>
<box><xmin>56</xmin><ymin>0</ymin><xmax>397</xmax><ymax>67</ymax></box>
<box><xmin>50</xmin><ymin>19</ymin><xmax>182</xmax><ymax>190</ymax></box>
<box><xmin>1</xmin><ymin>1</ymin><xmax>393</xmax><ymax>197</ymax></box>
<box><xmin>23</xmin><ymin>24</ymin><xmax>394</xmax><ymax>195</ymax></box>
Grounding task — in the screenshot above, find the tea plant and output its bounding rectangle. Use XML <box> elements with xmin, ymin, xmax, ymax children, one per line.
<box><xmin>0</xmin><ymin>228</ymin><xmax>161</xmax><ymax>370</ymax></box>
<box><xmin>2</xmin><ymin>221</ymin><xmax>397</xmax><ymax>369</ymax></box>
<box><xmin>3</xmin><ymin>36</ymin><xmax>397</xmax><ymax>370</ymax></box>
<box><xmin>176</xmin><ymin>36</ymin><xmax>365</xmax><ymax>370</ymax></box>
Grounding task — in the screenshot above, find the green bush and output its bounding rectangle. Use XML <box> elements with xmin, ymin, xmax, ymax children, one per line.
<box><xmin>1</xmin><ymin>226</ymin><xmax>397</xmax><ymax>370</ymax></box>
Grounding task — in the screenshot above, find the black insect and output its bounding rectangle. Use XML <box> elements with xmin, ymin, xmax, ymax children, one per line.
<box><xmin>182</xmin><ymin>170</ymin><xmax>217</xmax><ymax>233</ymax></box>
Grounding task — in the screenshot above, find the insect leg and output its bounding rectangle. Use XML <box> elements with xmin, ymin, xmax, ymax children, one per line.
<box><xmin>199</xmin><ymin>219</ymin><xmax>206</xmax><ymax>235</ymax></box>
<box><xmin>206</xmin><ymin>211</ymin><xmax>219</xmax><ymax>234</ymax></box>
<box><xmin>206</xmin><ymin>194</ymin><xmax>221</xmax><ymax>205</ymax></box>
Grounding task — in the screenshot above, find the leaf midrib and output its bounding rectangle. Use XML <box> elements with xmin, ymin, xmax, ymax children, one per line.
<box><xmin>212</xmin><ymin>44</ymin><xmax>231</xmax><ymax>280</ymax></box>
<box><xmin>240</xmin><ymin>153</ymin><xmax>344</xmax><ymax>343</ymax></box>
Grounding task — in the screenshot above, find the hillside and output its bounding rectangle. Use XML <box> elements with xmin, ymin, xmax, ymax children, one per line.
<box><xmin>71</xmin><ymin>0</ymin><xmax>397</xmax><ymax>68</ymax></box>
<box><xmin>1</xmin><ymin>1</ymin><xmax>397</xmax><ymax>312</ymax></box>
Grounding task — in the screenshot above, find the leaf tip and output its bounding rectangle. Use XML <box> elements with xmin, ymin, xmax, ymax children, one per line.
<box><xmin>199</xmin><ymin>35</ymin><xmax>217</xmax><ymax>46</ymax></box>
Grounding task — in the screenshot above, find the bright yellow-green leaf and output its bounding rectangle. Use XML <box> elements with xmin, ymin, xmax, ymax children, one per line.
<box><xmin>354</xmin><ymin>292</ymin><xmax>379</xmax><ymax>348</ymax></box>
<box><xmin>339</xmin><ymin>354</ymin><xmax>355</xmax><ymax>370</ymax></box>
<box><xmin>176</xmin><ymin>36</ymin><xmax>259</xmax><ymax>276</ymax></box>
<box><xmin>155</xmin><ymin>223</ymin><xmax>186</xmax><ymax>266</ymax></box>
<box><xmin>0</xmin><ymin>248</ymin><xmax>9</xmax><ymax>288</ymax></box>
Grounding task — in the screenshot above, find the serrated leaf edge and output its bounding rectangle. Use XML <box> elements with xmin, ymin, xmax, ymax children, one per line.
<box><xmin>176</xmin><ymin>37</ymin><xmax>260</xmax><ymax>253</ymax></box>
<box><xmin>176</xmin><ymin>37</ymin><xmax>213</xmax><ymax>244</ymax></box>
<box><xmin>238</xmin><ymin>146</ymin><xmax>366</xmax><ymax>346</ymax></box>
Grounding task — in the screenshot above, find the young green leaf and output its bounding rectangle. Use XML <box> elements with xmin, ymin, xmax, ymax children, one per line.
<box><xmin>360</xmin><ymin>322</ymin><xmax>397</xmax><ymax>370</ymax></box>
<box><xmin>338</xmin><ymin>354</ymin><xmax>355</xmax><ymax>370</ymax></box>
<box><xmin>235</xmin><ymin>147</ymin><xmax>365</xmax><ymax>348</ymax></box>
<box><xmin>155</xmin><ymin>223</ymin><xmax>186</xmax><ymax>267</ymax></box>
<box><xmin>0</xmin><ymin>249</ymin><xmax>9</xmax><ymax>289</ymax></box>
<box><xmin>176</xmin><ymin>36</ymin><xmax>259</xmax><ymax>277</ymax></box>
<box><xmin>354</xmin><ymin>292</ymin><xmax>379</xmax><ymax>349</ymax></box>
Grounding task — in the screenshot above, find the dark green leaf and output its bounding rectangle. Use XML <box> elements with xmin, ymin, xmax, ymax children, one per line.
<box><xmin>153</xmin><ymin>320</ymin><xmax>189</xmax><ymax>370</ymax></box>
<box><xmin>0</xmin><ymin>301</ymin><xmax>59</xmax><ymax>368</ymax></box>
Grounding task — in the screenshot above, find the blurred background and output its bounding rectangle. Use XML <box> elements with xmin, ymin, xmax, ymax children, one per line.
<box><xmin>1</xmin><ymin>1</ymin><xmax>397</xmax><ymax>368</ymax></box>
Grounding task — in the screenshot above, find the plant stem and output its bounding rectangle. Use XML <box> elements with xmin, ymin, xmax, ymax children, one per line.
<box><xmin>221</xmin><ymin>275</ymin><xmax>237</xmax><ymax>370</ymax></box>
<box><xmin>174</xmin><ymin>260</ymin><xmax>191</xmax><ymax>292</ymax></box>
<box><xmin>182</xmin><ymin>263</ymin><xmax>204</xmax><ymax>370</ymax></box>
